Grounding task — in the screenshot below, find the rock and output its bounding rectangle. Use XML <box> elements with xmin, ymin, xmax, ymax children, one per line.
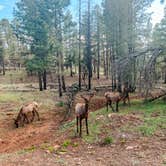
<box><xmin>54</xmin><ymin>145</ymin><xmax>61</xmax><ymax>151</ymax></box>
<box><xmin>126</xmin><ymin>146</ymin><xmax>134</xmax><ymax>150</ymax></box>
<box><xmin>96</xmin><ymin>115</ymin><xmax>104</xmax><ymax>120</ymax></box>
<box><xmin>126</xmin><ymin>145</ymin><xmax>138</xmax><ymax>150</ymax></box>
<box><xmin>0</xmin><ymin>139</ymin><xmax>4</xmax><ymax>144</ymax></box>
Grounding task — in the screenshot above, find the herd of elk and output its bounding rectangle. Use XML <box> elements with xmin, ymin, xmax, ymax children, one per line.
<box><xmin>14</xmin><ymin>101</ymin><xmax>40</xmax><ymax>128</ymax></box>
<box><xmin>13</xmin><ymin>85</ymin><xmax>131</xmax><ymax>138</ymax></box>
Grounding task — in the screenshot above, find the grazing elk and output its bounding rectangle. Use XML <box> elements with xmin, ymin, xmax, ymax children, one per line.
<box><xmin>14</xmin><ymin>101</ymin><xmax>40</xmax><ymax>128</ymax></box>
<box><xmin>75</xmin><ymin>93</ymin><xmax>94</xmax><ymax>137</ymax></box>
<box><xmin>105</xmin><ymin>85</ymin><xmax>131</xmax><ymax>112</ymax></box>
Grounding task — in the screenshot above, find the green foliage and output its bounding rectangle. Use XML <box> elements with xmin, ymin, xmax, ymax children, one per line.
<box><xmin>137</xmin><ymin>116</ymin><xmax>166</xmax><ymax>136</ymax></box>
<box><xmin>138</xmin><ymin>125</ymin><xmax>156</xmax><ymax>136</ymax></box>
<box><xmin>24</xmin><ymin>145</ymin><xmax>36</xmax><ymax>152</ymax></box>
<box><xmin>40</xmin><ymin>143</ymin><xmax>55</xmax><ymax>153</ymax></box>
<box><xmin>56</xmin><ymin>101</ymin><xmax>64</xmax><ymax>107</ymax></box>
<box><xmin>62</xmin><ymin>140</ymin><xmax>71</xmax><ymax>148</ymax></box>
<box><xmin>103</xmin><ymin>136</ymin><xmax>114</xmax><ymax>145</ymax></box>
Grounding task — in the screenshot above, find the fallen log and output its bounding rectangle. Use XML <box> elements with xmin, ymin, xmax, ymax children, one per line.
<box><xmin>148</xmin><ymin>92</ymin><xmax>166</xmax><ymax>102</ymax></box>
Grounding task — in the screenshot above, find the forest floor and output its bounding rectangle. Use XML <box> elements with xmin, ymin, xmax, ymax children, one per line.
<box><xmin>0</xmin><ymin>70</ymin><xmax>165</xmax><ymax>166</ymax></box>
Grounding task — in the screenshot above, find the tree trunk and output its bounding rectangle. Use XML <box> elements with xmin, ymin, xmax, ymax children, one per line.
<box><xmin>38</xmin><ymin>72</ymin><xmax>43</xmax><ymax>91</ymax></box>
<box><xmin>78</xmin><ymin>0</ymin><xmax>82</xmax><ymax>90</ymax></box>
<box><xmin>70</xmin><ymin>63</ymin><xmax>73</xmax><ymax>77</ymax></box>
<box><xmin>43</xmin><ymin>70</ymin><xmax>47</xmax><ymax>90</ymax></box>
<box><xmin>61</xmin><ymin>75</ymin><xmax>66</xmax><ymax>92</ymax></box>
<box><xmin>97</xmin><ymin>13</ymin><xmax>100</xmax><ymax>80</ymax></box>
<box><xmin>93</xmin><ymin>59</ymin><xmax>96</xmax><ymax>76</ymax></box>
<box><xmin>106</xmin><ymin>44</ymin><xmax>109</xmax><ymax>79</ymax></box>
<box><xmin>58</xmin><ymin>74</ymin><xmax>62</xmax><ymax>97</ymax></box>
<box><xmin>164</xmin><ymin>69</ymin><xmax>166</xmax><ymax>84</ymax></box>
<box><xmin>2</xmin><ymin>58</ymin><xmax>5</xmax><ymax>75</ymax></box>
<box><xmin>57</xmin><ymin>53</ymin><xmax>62</xmax><ymax>97</ymax></box>
<box><xmin>60</xmin><ymin>53</ymin><xmax>66</xmax><ymax>92</ymax></box>
<box><xmin>103</xmin><ymin>49</ymin><xmax>106</xmax><ymax>76</ymax></box>
<box><xmin>87</xmin><ymin>0</ymin><xmax>92</xmax><ymax>90</ymax></box>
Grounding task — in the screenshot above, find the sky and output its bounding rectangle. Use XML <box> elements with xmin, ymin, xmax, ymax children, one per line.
<box><xmin>148</xmin><ymin>0</ymin><xmax>166</xmax><ymax>26</ymax></box>
<box><xmin>0</xmin><ymin>0</ymin><xmax>165</xmax><ymax>26</ymax></box>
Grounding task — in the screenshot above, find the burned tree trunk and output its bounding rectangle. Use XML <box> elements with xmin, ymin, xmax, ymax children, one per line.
<box><xmin>43</xmin><ymin>70</ymin><xmax>47</xmax><ymax>90</ymax></box>
<box><xmin>38</xmin><ymin>72</ymin><xmax>43</xmax><ymax>91</ymax></box>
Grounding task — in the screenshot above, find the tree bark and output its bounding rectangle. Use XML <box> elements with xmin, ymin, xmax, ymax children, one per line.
<box><xmin>57</xmin><ymin>53</ymin><xmax>62</xmax><ymax>97</ymax></box>
<box><xmin>70</xmin><ymin>63</ymin><xmax>73</xmax><ymax>77</ymax></box>
<box><xmin>38</xmin><ymin>72</ymin><xmax>43</xmax><ymax>91</ymax></box>
<box><xmin>43</xmin><ymin>70</ymin><xmax>47</xmax><ymax>90</ymax></box>
<box><xmin>87</xmin><ymin>0</ymin><xmax>92</xmax><ymax>90</ymax></box>
<box><xmin>78</xmin><ymin>0</ymin><xmax>82</xmax><ymax>90</ymax></box>
<box><xmin>2</xmin><ymin>58</ymin><xmax>5</xmax><ymax>75</ymax></box>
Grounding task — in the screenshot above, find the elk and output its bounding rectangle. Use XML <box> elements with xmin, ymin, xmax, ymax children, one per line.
<box><xmin>105</xmin><ymin>92</ymin><xmax>121</xmax><ymax>112</ymax></box>
<box><xmin>121</xmin><ymin>85</ymin><xmax>131</xmax><ymax>105</ymax></box>
<box><xmin>105</xmin><ymin>86</ymin><xmax>131</xmax><ymax>112</ymax></box>
<box><xmin>14</xmin><ymin>101</ymin><xmax>40</xmax><ymax>128</ymax></box>
<box><xmin>75</xmin><ymin>93</ymin><xmax>94</xmax><ymax>137</ymax></box>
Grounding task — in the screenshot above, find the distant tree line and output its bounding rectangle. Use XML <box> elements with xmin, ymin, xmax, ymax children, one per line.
<box><xmin>0</xmin><ymin>0</ymin><xmax>165</xmax><ymax>96</ymax></box>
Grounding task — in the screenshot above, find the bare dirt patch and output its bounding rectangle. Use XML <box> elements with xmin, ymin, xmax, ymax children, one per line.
<box><xmin>0</xmin><ymin>106</ymin><xmax>63</xmax><ymax>153</ymax></box>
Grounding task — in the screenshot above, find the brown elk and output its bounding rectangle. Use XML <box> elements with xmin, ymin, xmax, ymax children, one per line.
<box><xmin>75</xmin><ymin>93</ymin><xmax>94</xmax><ymax>137</ymax></box>
<box><xmin>105</xmin><ymin>86</ymin><xmax>131</xmax><ymax>112</ymax></box>
<box><xmin>14</xmin><ymin>101</ymin><xmax>40</xmax><ymax>128</ymax></box>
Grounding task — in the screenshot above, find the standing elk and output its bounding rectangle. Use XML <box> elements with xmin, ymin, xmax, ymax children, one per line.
<box><xmin>75</xmin><ymin>93</ymin><xmax>94</xmax><ymax>137</ymax></box>
<box><xmin>14</xmin><ymin>101</ymin><xmax>40</xmax><ymax>128</ymax></box>
<box><xmin>105</xmin><ymin>85</ymin><xmax>131</xmax><ymax>112</ymax></box>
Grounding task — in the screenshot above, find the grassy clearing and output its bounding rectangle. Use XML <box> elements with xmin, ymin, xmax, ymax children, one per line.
<box><xmin>0</xmin><ymin>70</ymin><xmax>27</xmax><ymax>84</ymax></box>
<box><xmin>0</xmin><ymin>91</ymin><xmax>56</xmax><ymax>108</ymax></box>
<box><xmin>60</xmin><ymin>100</ymin><xmax>166</xmax><ymax>143</ymax></box>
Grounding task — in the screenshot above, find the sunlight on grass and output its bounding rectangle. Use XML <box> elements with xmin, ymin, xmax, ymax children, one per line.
<box><xmin>0</xmin><ymin>92</ymin><xmax>21</xmax><ymax>102</ymax></box>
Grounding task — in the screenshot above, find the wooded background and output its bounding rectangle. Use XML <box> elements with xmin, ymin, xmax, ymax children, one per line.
<box><xmin>0</xmin><ymin>0</ymin><xmax>165</xmax><ymax>97</ymax></box>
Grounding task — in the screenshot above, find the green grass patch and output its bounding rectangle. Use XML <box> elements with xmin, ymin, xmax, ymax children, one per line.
<box><xmin>24</xmin><ymin>145</ymin><xmax>36</xmax><ymax>152</ymax></box>
<box><xmin>56</xmin><ymin>101</ymin><xmax>64</xmax><ymax>107</ymax></box>
<box><xmin>138</xmin><ymin>124</ymin><xmax>156</xmax><ymax>136</ymax></box>
<box><xmin>40</xmin><ymin>143</ymin><xmax>56</xmax><ymax>153</ymax></box>
<box><xmin>62</xmin><ymin>140</ymin><xmax>71</xmax><ymax>148</ymax></box>
<box><xmin>0</xmin><ymin>92</ymin><xmax>22</xmax><ymax>103</ymax></box>
<box><xmin>103</xmin><ymin>136</ymin><xmax>114</xmax><ymax>145</ymax></box>
<box><xmin>59</xmin><ymin>99</ymin><xmax>166</xmax><ymax>144</ymax></box>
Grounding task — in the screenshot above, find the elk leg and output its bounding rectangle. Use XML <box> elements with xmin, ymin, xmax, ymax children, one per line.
<box><xmin>76</xmin><ymin>117</ymin><xmax>79</xmax><ymax>133</ymax></box>
<box><xmin>25</xmin><ymin>115</ymin><xmax>30</xmax><ymax>124</ymax></box>
<box><xmin>21</xmin><ymin>115</ymin><xmax>25</xmax><ymax>126</ymax></box>
<box><xmin>85</xmin><ymin>117</ymin><xmax>89</xmax><ymax>135</ymax></box>
<box><xmin>123</xmin><ymin>97</ymin><xmax>126</xmax><ymax>105</ymax></box>
<box><xmin>116</xmin><ymin>101</ymin><xmax>119</xmax><ymax>112</ymax></box>
<box><xmin>79</xmin><ymin>118</ymin><xmax>82</xmax><ymax>137</ymax></box>
<box><xmin>35</xmin><ymin>110</ymin><xmax>40</xmax><ymax>121</ymax></box>
<box><xmin>127</xmin><ymin>96</ymin><xmax>130</xmax><ymax>106</ymax></box>
<box><xmin>31</xmin><ymin>111</ymin><xmax>35</xmax><ymax>122</ymax></box>
<box><xmin>109</xmin><ymin>101</ymin><xmax>115</xmax><ymax>112</ymax></box>
<box><xmin>106</xmin><ymin>101</ymin><xmax>109</xmax><ymax>111</ymax></box>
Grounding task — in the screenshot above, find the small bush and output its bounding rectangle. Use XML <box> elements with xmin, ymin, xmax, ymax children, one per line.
<box><xmin>56</xmin><ymin>101</ymin><xmax>64</xmax><ymax>107</ymax></box>
<box><xmin>103</xmin><ymin>136</ymin><xmax>114</xmax><ymax>145</ymax></box>
<box><xmin>62</xmin><ymin>140</ymin><xmax>71</xmax><ymax>148</ymax></box>
<box><xmin>24</xmin><ymin>145</ymin><xmax>36</xmax><ymax>152</ymax></box>
<box><xmin>72</xmin><ymin>142</ymin><xmax>79</xmax><ymax>147</ymax></box>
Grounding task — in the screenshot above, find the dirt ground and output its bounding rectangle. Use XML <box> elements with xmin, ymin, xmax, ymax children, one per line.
<box><xmin>0</xmin><ymin>71</ymin><xmax>165</xmax><ymax>166</ymax></box>
<box><xmin>0</xmin><ymin>97</ymin><xmax>165</xmax><ymax>166</ymax></box>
